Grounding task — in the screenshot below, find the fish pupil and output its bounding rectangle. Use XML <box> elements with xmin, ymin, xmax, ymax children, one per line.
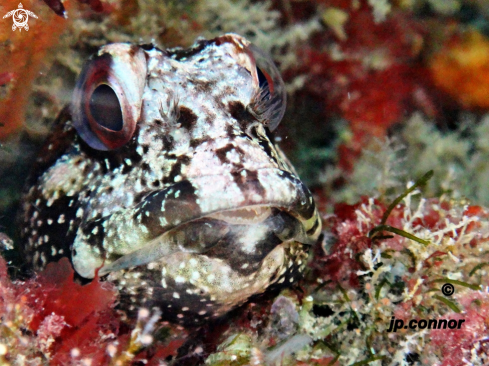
<box><xmin>89</xmin><ymin>84</ymin><xmax>123</xmax><ymax>132</ymax></box>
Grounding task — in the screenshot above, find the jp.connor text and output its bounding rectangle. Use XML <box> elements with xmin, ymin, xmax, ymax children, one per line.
<box><xmin>386</xmin><ymin>316</ymin><xmax>465</xmax><ymax>332</ymax></box>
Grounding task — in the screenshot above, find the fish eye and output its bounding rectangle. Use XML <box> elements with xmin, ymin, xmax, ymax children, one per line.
<box><xmin>247</xmin><ymin>44</ymin><xmax>286</xmax><ymax>131</ymax></box>
<box><xmin>72</xmin><ymin>44</ymin><xmax>147</xmax><ymax>151</ymax></box>
<box><xmin>213</xmin><ymin>34</ymin><xmax>286</xmax><ymax>131</ymax></box>
<box><xmin>89</xmin><ymin>84</ymin><xmax>123</xmax><ymax>132</ymax></box>
<box><xmin>256</xmin><ymin>66</ymin><xmax>270</xmax><ymax>90</ymax></box>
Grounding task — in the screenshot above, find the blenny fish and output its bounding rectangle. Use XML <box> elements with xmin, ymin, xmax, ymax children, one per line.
<box><xmin>19</xmin><ymin>34</ymin><xmax>321</xmax><ymax>325</ymax></box>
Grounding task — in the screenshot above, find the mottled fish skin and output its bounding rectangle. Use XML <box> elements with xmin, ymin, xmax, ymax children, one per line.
<box><xmin>19</xmin><ymin>34</ymin><xmax>321</xmax><ymax>325</ymax></box>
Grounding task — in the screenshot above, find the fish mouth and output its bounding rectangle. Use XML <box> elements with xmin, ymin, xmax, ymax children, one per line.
<box><xmin>207</xmin><ymin>205</ymin><xmax>272</xmax><ymax>225</ymax></box>
<box><xmin>97</xmin><ymin>204</ymin><xmax>311</xmax><ymax>277</ymax></box>
<box><xmin>73</xmin><ymin>168</ymin><xmax>321</xmax><ymax>278</ymax></box>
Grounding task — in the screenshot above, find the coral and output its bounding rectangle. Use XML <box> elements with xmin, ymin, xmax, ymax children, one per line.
<box><xmin>430</xmin><ymin>30</ymin><xmax>489</xmax><ymax>110</ymax></box>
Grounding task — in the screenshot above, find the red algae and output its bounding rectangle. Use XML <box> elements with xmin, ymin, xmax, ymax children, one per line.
<box><xmin>292</xmin><ymin>1</ymin><xmax>434</xmax><ymax>171</ymax></box>
<box><xmin>0</xmin><ymin>255</ymin><xmax>120</xmax><ymax>364</ymax></box>
<box><xmin>26</xmin><ymin>261</ymin><xmax>117</xmax><ymax>365</ymax></box>
<box><xmin>25</xmin><ymin>258</ymin><xmax>118</xmax><ymax>364</ymax></box>
<box><xmin>297</xmin><ymin>186</ymin><xmax>489</xmax><ymax>364</ymax></box>
<box><xmin>144</xmin><ymin>339</ymin><xmax>186</xmax><ymax>366</ymax></box>
<box><xmin>318</xmin><ymin>199</ymin><xmax>377</xmax><ymax>288</ymax></box>
<box><xmin>0</xmin><ymin>254</ymin><xmax>188</xmax><ymax>364</ymax></box>
<box><xmin>27</xmin><ymin>257</ymin><xmax>116</xmax><ymax>331</ymax></box>
<box><xmin>0</xmin><ymin>0</ymin><xmax>69</xmax><ymax>139</ymax></box>
<box><xmin>430</xmin><ymin>292</ymin><xmax>489</xmax><ymax>365</ymax></box>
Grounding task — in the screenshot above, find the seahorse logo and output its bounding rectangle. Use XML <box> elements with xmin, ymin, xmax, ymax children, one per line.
<box><xmin>3</xmin><ymin>3</ymin><xmax>38</xmax><ymax>32</ymax></box>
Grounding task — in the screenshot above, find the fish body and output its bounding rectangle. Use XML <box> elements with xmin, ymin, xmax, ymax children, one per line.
<box><xmin>19</xmin><ymin>34</ymin><xmax>321</xmax><ymax>325</ymax></box>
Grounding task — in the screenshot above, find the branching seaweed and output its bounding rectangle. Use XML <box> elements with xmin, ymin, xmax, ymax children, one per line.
<box><xmin>368</xmin><ymin>170</ymin><xmax>434</xmax><ymax>245</ymax></box>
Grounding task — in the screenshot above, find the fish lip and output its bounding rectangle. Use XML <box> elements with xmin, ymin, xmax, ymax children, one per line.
<box><xmin>73</xmin><ymin>168</ymin><xmax>320</xmax><ymax>279</ymax></box>
<box><xmin>205</xmin><ymin>205</ymin><xmax>273</xmax><ymax>225</ymax></box>
<box><xmin>137</xmin><ymin>167</ymin><xmax>318</xmax><ymax>236</ymax></box>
